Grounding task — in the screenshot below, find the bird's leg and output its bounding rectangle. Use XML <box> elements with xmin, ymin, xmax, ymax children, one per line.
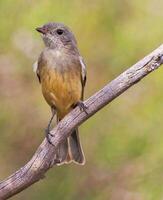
<box><xmin>45</xmin><ymin>108</ymin><xmax>56</xmax><ymax>145</ymax></box>
<box><xmin>75</xmin><ymin>100</ymin><xmax>88</xmax><ymax>114</ymax></box>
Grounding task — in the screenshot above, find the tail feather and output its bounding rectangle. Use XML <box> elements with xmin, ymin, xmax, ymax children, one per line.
<box><xmin>56</xmin><ymin>115</ymin><xmax>85</xmax><ymax>165</ymax></box>
<box><xmin>57</xmin><ymin>139</ymin><xmax>68</xmax><ymax>163</ymax></box>
<box><xmin>56</xmin><ymin>129</ymin><xmax>85</xmax><ymax>165</ymax></box>
<box><xmin>68</xmin><ymin>129</ymin><xmax>85</xmax><ymax>164</ymax></box>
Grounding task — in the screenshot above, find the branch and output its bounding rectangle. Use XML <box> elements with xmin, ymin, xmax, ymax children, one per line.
<box><xmin>1</xmin><ymin>45</ymin><xmax>163</xmax><ymax>199</ymax></box>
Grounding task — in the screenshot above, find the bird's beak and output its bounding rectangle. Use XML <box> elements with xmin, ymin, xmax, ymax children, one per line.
<box><xmin>36</xmin><ymin>27</ymin><xmax>47</xmax><ymax>34</ymax></box>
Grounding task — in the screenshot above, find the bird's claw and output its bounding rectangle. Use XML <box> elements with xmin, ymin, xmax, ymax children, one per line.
<box><xmin>45</xmin><ymin>128</ymin><xmax>54</xmax><ymax>146</ymax></box>
<box><xmin>77</xmin><ymin>101</ymin><xmax>88</xmax><ymax>114</ymax></box>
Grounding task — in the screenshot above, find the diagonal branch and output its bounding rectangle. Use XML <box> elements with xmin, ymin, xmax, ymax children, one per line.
<box><xmin>1</xmin><ymin>45</ymin><xmax>163</xmax><ymax>199</ymax></box>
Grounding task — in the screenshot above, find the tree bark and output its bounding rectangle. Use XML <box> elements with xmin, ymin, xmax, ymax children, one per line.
<box><xmin>1</xmin><ymin>45</ymin><xmax>163</xmax><ymax>199</ymax></box>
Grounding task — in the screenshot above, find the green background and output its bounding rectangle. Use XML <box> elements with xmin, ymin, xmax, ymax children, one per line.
<box><xmin>1</xmin><ymin>0</ymin><xmax>163</xmax><ymax>199</ymax></box>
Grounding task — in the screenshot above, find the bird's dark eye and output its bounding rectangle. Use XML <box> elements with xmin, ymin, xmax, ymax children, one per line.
<box><xmin>56</xmin><ymin>29</ymin><xmax>64</xmax><ymax>35</ymax></box>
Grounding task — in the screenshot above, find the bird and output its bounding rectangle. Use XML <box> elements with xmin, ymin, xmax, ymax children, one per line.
<box><xmin>34</xmin><ymin>22</ymin><xmax>87</xmax><ymax>165</ymax></box>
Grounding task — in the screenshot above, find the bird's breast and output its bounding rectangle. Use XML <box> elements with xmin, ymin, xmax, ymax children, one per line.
<box><xmin>40</xmin><ymin>65</ymin><xmax>82</xmax><ymax>117</ymax></box>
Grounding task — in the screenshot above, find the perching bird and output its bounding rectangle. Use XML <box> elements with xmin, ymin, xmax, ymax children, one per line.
<box><xmin>34</xmin><ymin>22</ymin><xmax>87</xmax><ymax>165</ymax></box>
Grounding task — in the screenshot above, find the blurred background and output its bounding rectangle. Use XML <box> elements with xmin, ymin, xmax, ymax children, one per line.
<box><xmin>0</xmin><ymin>0</ymin><xmax>163</xmax><ymax>199</ymax></box>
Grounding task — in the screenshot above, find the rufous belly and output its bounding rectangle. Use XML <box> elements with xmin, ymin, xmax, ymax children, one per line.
<box><xmin>40</xmin><ymin>67</ymin><xmax>82</xmax><ymax>118</ymax></box>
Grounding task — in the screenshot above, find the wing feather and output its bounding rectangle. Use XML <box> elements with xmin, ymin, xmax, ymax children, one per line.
<box><xmin>79</xmin><ymin>56</ymin><xmax>86</xmax><ymax>100</ymax></box>
<box><xmin>33</xmin><ymin>60</ymin><xmax>41</xmax><ymax>83</ymax></box>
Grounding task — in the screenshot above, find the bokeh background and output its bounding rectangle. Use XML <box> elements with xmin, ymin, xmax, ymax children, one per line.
<box><xmin>1</xmin><ymin>0</ymin><xmax>163</xmax><ymax>199</ymax></box>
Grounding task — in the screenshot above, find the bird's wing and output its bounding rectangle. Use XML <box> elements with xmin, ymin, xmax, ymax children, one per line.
<box><xmin>79</xmin><ymin>56</ymin><xmax>87</xmax><ymax>100</ymax></box>
<box><xmin>33</xmin><ymin>60</ymin><xmax>41</xmax><ymax>83</ymax></box>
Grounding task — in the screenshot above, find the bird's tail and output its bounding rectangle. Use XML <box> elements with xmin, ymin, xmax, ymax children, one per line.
<box><xmin>56</xmin><ymin>117</ymin><xmax>85</xmax><ymax>165</ymax></box>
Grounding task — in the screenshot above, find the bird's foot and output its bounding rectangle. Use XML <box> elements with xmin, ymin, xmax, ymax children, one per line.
<box><xmin>45</xmin><ymin>108</ymin><xmax>56</xmax><ymax>145</ymax></box>
<box><xmin>45</xmin><ymin>128</ymin><xmax>54</xmax><ymax>146</ymax></box>
<box><xmin>76</xmin><ymin>101</ymin><xmax>88</xmax><ymax>114</ymax></box>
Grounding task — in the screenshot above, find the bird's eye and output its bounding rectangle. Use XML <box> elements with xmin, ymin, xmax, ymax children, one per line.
<box><xmin>56</xmin><ymin>29</ymin><xmax>64</xmax><ymax>35</ymax></box>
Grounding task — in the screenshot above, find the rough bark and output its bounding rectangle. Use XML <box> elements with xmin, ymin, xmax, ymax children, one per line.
<box><xmin>1</xmin><ymin>45</ymin><xmax>163</xmax><ymax>199</ymax></box>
